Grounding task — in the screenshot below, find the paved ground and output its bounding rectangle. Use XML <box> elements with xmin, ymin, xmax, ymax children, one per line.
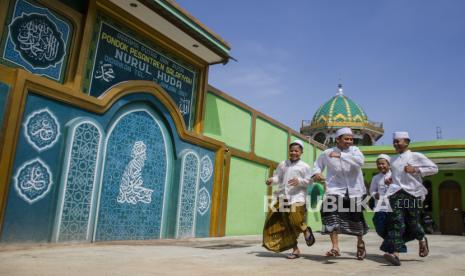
<box><xmin>1</xmin><ymin>232</ymin><xmax>465</xmax><ymax>275</ymax></box>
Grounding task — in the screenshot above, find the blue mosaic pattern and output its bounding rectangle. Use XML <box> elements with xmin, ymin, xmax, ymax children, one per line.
<box><xmin>117</xmin><ymin>141</ymin><xmax>154</xmax><ymax>205</ymax></box>
<box><xmin>57</xmin><ymin>122</ymin><xmax>102</xmax><ymax>242</ymax></box>
<box><xmin>197</xmin><ymin>187</ymin><xmax>211</xmax><ymax>216</ymax></box>
<box><xmin>176</xmin><ymin>151</ymin><xmax>200</xmax><ymax>238</ymax></box>
<box><xmin>200</xmin><ymin>155</ymin><xmax>213</xmax><ymax>183</ymax></box>
<box><xmin>14</xmin><ymin>158</ymin><xmax>52</xmax><ymax>204</ymax></box>
<box><xmin>96</xmin><ymin>110</ymin><xmax>168</xmax><ymax>240</ymax></box>
<box><xmin>2</xmin><ymin>0</ymin><xmax>71</xmax><ymax>81</ymax></box>
<box><xmin>24</xmin><ymin>108</ymin><xmax>60</xmax><ymax>151</ymax></box>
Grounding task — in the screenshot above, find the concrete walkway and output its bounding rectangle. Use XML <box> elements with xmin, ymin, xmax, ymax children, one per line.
<box><xmin>1</xmin><ymin>232</ymin><xmax>464</xmax><ymax>275</ymax></box>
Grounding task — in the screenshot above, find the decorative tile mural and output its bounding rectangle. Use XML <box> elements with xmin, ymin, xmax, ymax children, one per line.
<box><xmin>55</xmin><ymin>121</ymin><xmax>103</xmax><ymax>242</ymax></box>
<box><xmin>200</xmin><ymin>155</ymin><xmax>213</xmax><ymax>183</ymax></box>
<box><xmin>95</xmin><ymin>109</ymin><xmax>170</xmax><ymax>240</ymax></box>
<box><xmin>1</xmin><ymin>0</ymin><xmax>72</xmax><ymax>82</ymax></box>
<box><xmin>2</xmin><ymin>93</ymin><xmax>215</xmax><ymax>242</ymax></box>
<box><xmin>176</xmin><ymin>151</ymin><xmax>200</xmax><ymax>238</ymax></box>
<box><xmin>24</xmin><ymin>108</ymin><xmax>60</xmax><ymax>152</ymax></box>
<box><xmin>14</xmin><ymin>158</ymin><xmax>52</xmax><ymax>204</ymax></box>
<box><xmin>197</xmin><ymin>186</ymin><xmax>211</xmax><ymax>216</ymax></box>
<box><xmin>117</xmin><ymin>141</ymin><xmax>154</xmax><ymax>205</ymax></box>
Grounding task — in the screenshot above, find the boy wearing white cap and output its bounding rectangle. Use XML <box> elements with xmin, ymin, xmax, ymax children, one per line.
<box><xmin>370</xmin><ymin>155</ymin><xmax>402</xmax><ymax>241</ymax></box>
<box><xmin>312</xmin><ymin>127</ymin><xmax>368</xmax><ymax>260</ymax></box>
<box><xmin>370</xmin><ymin>154</ymin><xmax>392</xmax><ymax>210</ymax></box>
<box><xmin>263</xmin><ymin>139</ymin><xmax>316</xmax><ymax>259</ymax></box>
<box><xmin>381</xmin><ymin>131</ymin><xmax>438</xmax><ymax>266</ymax></box>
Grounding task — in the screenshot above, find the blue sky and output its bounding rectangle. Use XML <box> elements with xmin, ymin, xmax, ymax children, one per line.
<box><xmin>177</xmin><ymin>0</ymin><xmax>465</xmax><ymax>144</ymax></box>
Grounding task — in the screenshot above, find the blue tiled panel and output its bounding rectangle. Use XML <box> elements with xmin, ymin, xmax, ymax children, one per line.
<box><xmin>95</xmin><ymin>110</ymin><xmax>169</xmax><ymax>240</ymax></box>
<box><xmin>55</xmin><ymin>121</ymin><xmax>102</xmax><ymax>242</ymax></box>
<box><xmin>176</xmin><ymin>151</ymin><xmax>200</xmax><ymax>238</ymax></box>
<box><xmin>1</xmin><ymin>92</ymin><xmax>215</xmax><ymax>242</ymax></box>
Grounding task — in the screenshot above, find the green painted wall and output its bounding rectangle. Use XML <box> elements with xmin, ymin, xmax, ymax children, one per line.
<box><xmin>203</xmin><ymin>92</ymin><xmax>252</xmax><ymax>152</ymax></box>
<box><xmin>225</xmin><ymin>157</ymin><xmax>269</xmax><ymax>235</ymax></box>
<box><xmin>255</xmin><ymin>117</ymin><xmax>288</xmax><ymax>163</ymax></box>
<box><xmin>425</xmin><ymin>170</ymin><xmax>465</xmax><ymax>228</ymax></box>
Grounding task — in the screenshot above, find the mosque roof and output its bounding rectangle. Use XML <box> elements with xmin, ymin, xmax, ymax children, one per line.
<box><xmin>310</xmin><ymin>84</ymin><xmax>368</xmax><ymax>129</ymax></box>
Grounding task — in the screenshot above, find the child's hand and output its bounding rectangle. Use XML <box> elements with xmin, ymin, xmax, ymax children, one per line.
<box><xmin>266</xmin><ymin>178</ymin><xmax>273</xmax><ymax>185</ymax></box>
<box><xmin>375</xmin><ymin>193</ymin><xmax>380</xmax><ymax>200</ymax></box>
<box><xmin>329</xmin><ymin>151</ymin><xmax>341</xmax><ymax>158</ymax></box>
<box><xmin>312</xmin><ymin>173</ymin><xmax>325</xmax><ymax>182</ymax></box>
<box><xmin>404</xmin><ymin>164</ymin><xmax>418</xmax><ymax>174</ymax></box>
<box><xmin>288</xmin><ymin>178</ymin><xmax>299</xmax><ymax>186</ymax></box>
<box><xmin>384</xmin><ymin>177</ymin><xmax>392</xmax><ymax>185</ymax></box>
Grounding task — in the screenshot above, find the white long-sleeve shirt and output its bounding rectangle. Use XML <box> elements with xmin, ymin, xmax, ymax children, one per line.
<box><xmin>369</xmin><ymin>171</ymin><xmax>391</xmax><ymax>197</ymax></box>
<box><xmin>370</xmin><ymin>171</ymin><xmax>398</xmax><ymax>211</ymax></box>
<box><xmin>389</xmin><ymin>150</ymin><xmax>438</xmax><ymax>198</ymax></box>
<box><xmin>270</xmin><ymin>159</ymin><xmax>313</xmax><ymax>204</ymax></box>
<box><xmin>312</xmin><ymin>146</ymin><xmax>366</xmax><ymax>198</ymax></box>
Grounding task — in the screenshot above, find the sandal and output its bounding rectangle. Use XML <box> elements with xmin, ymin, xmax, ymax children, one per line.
<box><xmin>287</xmin><ymin>253</ymin><xmax>300</xmax><ymax>259</ymax></box>
<box><xmin>304</xmin><ymin>227</ymin><xmax>315</xmax><ymax>247</ymax></box>
<box><xmin>384</xmin><ymin>253</ymin><xmax>401</xmax><ymax>266</ymax></box>
<box><xmin>356</xmin><ymin>240</ymin><xmax>366</xmax><ymax>260</ymax></box>
<box><xmin>325</xmin><ymin>248</ymin><xmax>340</xmax><ymax>257</ymax></box>
<box><xmin>419</xmin><ymin>237</ymin><xmax>429</xmax><ymax>257</ymax></box>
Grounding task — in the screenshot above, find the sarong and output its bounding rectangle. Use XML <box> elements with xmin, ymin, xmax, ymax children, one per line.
<box><xmin>380</xmin><ymin>190</ymin><xmax>424</xmax><ymax>253</ymax></box>
<box><xmin>320</xmin><ymin>194</ymin><xmax>369</xmax><ymax>236</ymax></box>
<box><xmin>263</xmin><ymin>201</ymin><xmax>307</xmax><ymax>252</ymax></box>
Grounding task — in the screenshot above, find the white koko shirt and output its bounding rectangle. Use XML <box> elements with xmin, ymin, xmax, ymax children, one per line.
<box><xmin>270</xmin><ymin>159</ymin><xmax>313</xmax><ymax>204</ymax></box>
<box><xmin>370</xmin><ymin>171</ymin><xmax>398</xmax><ymax>211</ymax></box>
<box><xmin>370</xmin><ymin>171</ymin><xmax>391</xmax><ymax>197</ymax></box>
<box><xmin>389</xmin><ymin>150</ymin><xmax>438</xmax><ymax>198</ymax></box>
<box><xmin>312</xmin><ymin>146</ymin><xmax>366</xmax><ymax>198</ymax></box>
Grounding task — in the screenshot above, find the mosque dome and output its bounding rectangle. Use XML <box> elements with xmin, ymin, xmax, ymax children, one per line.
<box><xmin>311</xmin><ymin>84</ymin><xmax>368</xmax><ymax>127</ymax></box>
<box><xmin>300</xmin><ymin>84</ymin><xmax>384</xmax><ymax>146</ymax></box>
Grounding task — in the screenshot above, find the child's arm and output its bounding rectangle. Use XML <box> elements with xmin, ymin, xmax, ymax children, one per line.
<box><xmin>311</xmin><ymin>153</ymin><xmax>326</xmax><ymax>182</ymax></box>
<box><xmin>266</xmin><ymin>163</ymin><xmax>283</xmax><ymax>185</ymax></box>
<box><xmin>369</xmin><ymin>176</ymin><xmax>379</xmax><ymax>197</ymax></box>
<box><xmin>411</xmin><ymin>153</ymin><xmax>438</xmax><ymax>177</ymax></box>
<box><xmin>340</xmin><ymin>147</ymin><xmax>364</xmax><ymax>168</ymax></box>
<box><xmin>289</xmin><ymin>165</ymin><xmax>313</xmax><ymax>186</ymax></box>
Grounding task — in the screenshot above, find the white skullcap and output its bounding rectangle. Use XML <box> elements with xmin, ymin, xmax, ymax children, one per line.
<box><xmin>376</xmin><ymin>154</ymin><xmax>390</xmax><ymax>163</ymax></box>
<box><xmin>393</xmin><ymin>131</ymin><xmax>410</xmax><ymax>140</ymax></box>
<box><xmin>290</xmin><ymin>139</ymin><xmax>304</xmax><ymax>148</ymax></box>
<box><xmin>335</xmin><ymin>127</ymin><xmax>353</xmax><ymax>137</ymax></box>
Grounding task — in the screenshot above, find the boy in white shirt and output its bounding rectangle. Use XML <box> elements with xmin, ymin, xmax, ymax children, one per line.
<box><xmin>370</xmin><ymin>154</ymin><xmax>403</xmax><ymax>253</ymax></box>
<box><xmin>312</xmin><ymin>127</ymin><xmax>368</xmax><ymax>260</ymax></box>
<box><xmin>262</xmin><ymin>140</ymin><xmax>315</xmax><ymax>259</ymax></box>
<box><xmin>381</xmin><ymin>131</ymin><xmax>438</xmax><ymax>266</ymax></box>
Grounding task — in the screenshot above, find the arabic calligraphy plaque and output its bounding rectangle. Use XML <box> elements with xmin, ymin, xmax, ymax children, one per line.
<box><xmin>0</xmin><ymin>0</ymin><xmax>72</xmax><ymax>82</ymax></box>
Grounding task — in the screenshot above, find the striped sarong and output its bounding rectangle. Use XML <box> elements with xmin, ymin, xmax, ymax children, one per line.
<box><xmin>320</xmin><ymin>195</ymin><xmax>368</xmax><ymax>236</ymax></box>
<box><xmin>263</xmin><ymin>201</ymin><xmax>307</xmax><ymax>253</ymax></box>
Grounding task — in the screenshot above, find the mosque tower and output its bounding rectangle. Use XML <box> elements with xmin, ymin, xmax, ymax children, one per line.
<box><xmin>300</xmin><ymin>84</ymin><xmax>384</xmax><ymax>146</ymax></box>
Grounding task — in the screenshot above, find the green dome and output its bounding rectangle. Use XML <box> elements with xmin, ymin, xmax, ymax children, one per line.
<box><xmin>311</xmin><ymin>86</ymin><xmax>368</xmax><ymax>127</ymax></box>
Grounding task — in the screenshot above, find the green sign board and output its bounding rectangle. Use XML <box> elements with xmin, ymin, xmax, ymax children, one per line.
<box><xmin>86</xmin><ymin>20</ymin><xmax>198</xmax><ymax>127</ymax></box>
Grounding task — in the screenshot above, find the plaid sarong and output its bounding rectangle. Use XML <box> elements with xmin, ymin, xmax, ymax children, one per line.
<box><xmin>380</xmin><ymin>190</ymin><xmax>424</xmax><ymax>253</ymax></box>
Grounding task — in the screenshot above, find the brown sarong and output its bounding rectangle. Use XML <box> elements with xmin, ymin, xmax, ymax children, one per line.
<box><xmin>262</xmin><ymin>201</ymin><xmax>307</xmax><ymax>252</ymax></box>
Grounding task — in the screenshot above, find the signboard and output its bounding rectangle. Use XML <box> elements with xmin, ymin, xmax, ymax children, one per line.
<box><xmin>1</xmin><ymin>0</ymin><xmax>72</xmax><ymax>82</ymax></box>
<box><xmin>86</xmin><ymin>20</ymin><xmax>198</xmax><ymax>127</ymax></box>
